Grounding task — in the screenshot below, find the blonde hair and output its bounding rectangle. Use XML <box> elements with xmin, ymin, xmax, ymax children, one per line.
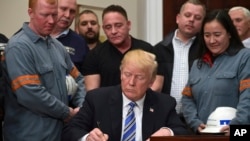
<box><xmin>29</xmin><ymin>0</ymin><xmax>57</xmax><ymax>9</ymax></box>
<box><xmin>120</xmin><ymin>49</ymin><xmax>158</xmax><ymax>79</ymax></box>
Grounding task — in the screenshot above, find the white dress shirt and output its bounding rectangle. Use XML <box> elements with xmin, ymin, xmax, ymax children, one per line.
<box><xmin>80</xmin><ymin>93</ymin><xmax>145</xmax><ymax>141</ymax></box>
<box><xmin>171</xmin><ymin>29</ymin><xmax>195</xmax><ymax>113</ymax></box>
<box><xmin>242</xmin><ymin>38</ymin><xmax>250</xmax><ymax>48</ymax></box>
<box><xmin>121</xmin><ymin>93</ymin><xmax>145</xmax><ymax>141</ymax></box>
<box><xmin>80</xmin><ymin>93</ymin><xmax>173</xmax><ymax>141</ymax></box>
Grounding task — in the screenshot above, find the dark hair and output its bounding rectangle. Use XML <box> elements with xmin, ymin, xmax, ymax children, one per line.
<box><xmin>197</xmin><ymin>9</ymin><xmax>244</xmax><ymax>68</ymax></box>
<box><xmin>0</xmin><ymin>33</ymin><xmax>8</xmax><ymax>43</ymax></box>
<box><xmin>102</xmin><ymin>4</ymin><xmax>128</xmax><ymax>20</ymax></box>
<box><xmin>78</xmin><ymin>9</ymin><xmax>99</xmax><ymax>25</ymax></box>
<box><xmin>0</xmin><ymin>33</ymin><xmax>8</xmax><ymax>107</ymax></box>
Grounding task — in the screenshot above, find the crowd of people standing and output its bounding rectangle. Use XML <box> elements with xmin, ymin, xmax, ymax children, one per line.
<box><xmin>1</xmin><ymin>0</ymin><xmax>250</xmax><ymax>140</ymax></box>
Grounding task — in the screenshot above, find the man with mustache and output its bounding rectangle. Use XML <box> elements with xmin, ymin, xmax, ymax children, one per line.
<box><xmin>77</xmin><ymin>10</ymin><xmax>101</xmax><ymax>50</ymax></box>
<box><xmin>51</xmin><ymin>0</ymin><xmax>89</xmax><ymax>75</ymax></box>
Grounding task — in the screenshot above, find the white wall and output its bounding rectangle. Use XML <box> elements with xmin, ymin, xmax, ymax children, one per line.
<box><xmin>0</xmin><ymin>0</ymin><xmax>162</xmax><ymax>45</ymax></box>
<box><xmin>137</xmin><ymin>0</ymin><xmax>163</xmax><ymax>45</ymax></box>
<box><xmin>77</xmin><ymin>0</ymin><xmax>140</xmax><ymax>40</ymax></box>
<box><xmin>77</xmin><ymin>0</ymin><xmax>163</xmax><ymax>45</ymax></box>
<box><xmin>0</xmin><ymin>0</ymin><xmax>29</xmax><ymax>38</ymax></box>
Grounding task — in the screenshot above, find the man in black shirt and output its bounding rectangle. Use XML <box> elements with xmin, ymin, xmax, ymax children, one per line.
<box><xmin>82</xmin><ymin>5</ymin><xmax>153</xmax><ymax>91</ymax></box>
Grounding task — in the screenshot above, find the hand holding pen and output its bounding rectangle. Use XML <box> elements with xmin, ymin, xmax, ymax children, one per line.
<box><xmin>86</xmin><ymin>121</ymin><xmax>109</xmax><ymax>141</ymax></box>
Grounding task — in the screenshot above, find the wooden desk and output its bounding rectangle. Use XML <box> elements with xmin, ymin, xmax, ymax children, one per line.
<box><xmin>150</xmin><ymin>135</ymin><xmax>229</xmax><ymax>141</ymax></box>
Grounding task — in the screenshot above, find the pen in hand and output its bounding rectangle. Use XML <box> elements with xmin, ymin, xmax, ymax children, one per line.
<box><xmin>97</xmin><ymin>121</ymin><xmax>101</xmax><ymax>129</ymax></box>
<box><xmin>96</xmin><ymin>121</ymin><xmax>104</xmax><ymax>135</ymax></box>
<box><xmin>96</xmin><ymin>121</ymin><xmax>108</xmax><ymax>140</ymax></box>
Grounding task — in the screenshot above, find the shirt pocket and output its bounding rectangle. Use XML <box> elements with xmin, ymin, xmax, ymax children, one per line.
<box><xmin>216</xmin><ymin>72</ymin><xmax>236</xmax><ymax>79</ymax></box>
<box><xmin>188</xmin><ymin>77</ymin><xmax>201</xmax><ymax>96</ymax></box>
<box><xmin>37</xmin><ymin>64</ymin><xmax>53</xmax><ymax>75</ymax></box>
<box><xmin>215</xmin><ymin>72</ymin><xmax>237</xmax><ymax>96</ymax></box>
<box><xmin>36</xmin><ymin>64</ymin><xmax>54</xmax><ymax>90</ymax></box>
<box><xmin>60</xmin><ymin>61</ymin><xmax>68</xmax><ymax>70</ymax></box>
<box><xmin>189</xmin><ymin>77</ymin><xmax>201</xmax><ymax>86</ymax></box>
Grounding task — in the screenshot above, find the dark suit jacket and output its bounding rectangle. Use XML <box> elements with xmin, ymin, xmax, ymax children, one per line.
<box><xmin>153</xmin><ymin>31</ymin><xmax>200</xmax><ymax>94</ymax></box>
<box><xmin>62</xmin><ymin>85</ymin><xmax>189</xmax><ymax>141</ymax></box>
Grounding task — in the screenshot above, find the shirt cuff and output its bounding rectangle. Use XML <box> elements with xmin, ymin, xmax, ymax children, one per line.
<box><xmin>78</xmin><ymin>133</ymin><xmax>89</xmax><ymax>141</ymax></box>
<box><xmin>161</xmin><ymin>127</ymin><xmax>174</xmax><ymax>136</ymax></box>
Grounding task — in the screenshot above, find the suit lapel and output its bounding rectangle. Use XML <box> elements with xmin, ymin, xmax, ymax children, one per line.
<box><xmin>109</xmin><ymin>85</ymin><xmax>123</xmax><ymax>140</ymax></box>
<box><xmin>142</xmin><ymin>89</ymin><xmax>157</xmax><ymax>140</ymax></box>
<box><xmin>108</xmin><ymin>87</ymin><xmax>158</xmax><ymax>140</ymax></box>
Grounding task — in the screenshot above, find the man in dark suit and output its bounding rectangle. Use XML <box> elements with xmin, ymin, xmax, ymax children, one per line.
<box><xmin>62</xmin><ymin>49</ymin><xmax>189</xmax><ymax>141</ymax></box>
